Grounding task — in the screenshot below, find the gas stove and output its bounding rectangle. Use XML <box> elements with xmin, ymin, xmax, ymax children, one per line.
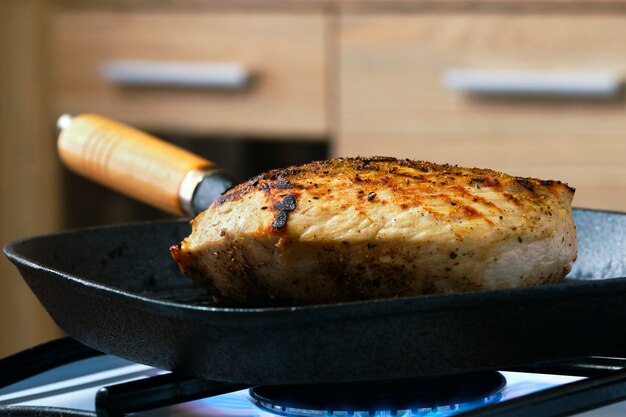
<box><xmin>2</xmin><ymin>339</ymin><xmax>626</xmax><ymax>417</ymax></box>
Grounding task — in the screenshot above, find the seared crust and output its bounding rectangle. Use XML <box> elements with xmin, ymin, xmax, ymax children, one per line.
<box><xmin>171</xmin><ymin>157</ymin><xmax>577</xmax><ymax>306</ymax></box>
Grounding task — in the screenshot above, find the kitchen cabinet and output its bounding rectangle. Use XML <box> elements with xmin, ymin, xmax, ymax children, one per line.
<box><xmin>51</xmin><ymin>11</ymin><xmax>329</xmax><ymax>137</ymax></box>
<box><xmin>338</xmin><ymin>13</ymin><xmax>626</xmax><ymax>211</ymax></box>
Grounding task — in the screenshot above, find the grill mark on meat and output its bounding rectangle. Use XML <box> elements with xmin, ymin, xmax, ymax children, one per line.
<box><xmin>451</xmin><ymin>185</ymin><xmax>502</xmax><ymax>211</ymax></box>
<box><xmin>272</xmin><ymin>210</ymin><xmax>289</xmax><ymax>230</ymax></box>
<box><xmin>271</xmin><ymin>194</ymin><xmax>298</xmax><ymax>231</ymax></box>
<box><xmin>274</xmin><ymin>194</ymin><xmax>297</xmax><ymax>211</ymax></box>
<box><xmin>260</xmin><ymin>179</ymin><xmax>302</xmax><ymax>191</ymax></box>
<box><xmin>215</xmin><ymin>175</ymin><xmax>302</xmax><ymax>206</ymax></box>
<box><xmin>503</xmin><ymin>192</ymin><xmax>524</xmax><ymax>207</ymax></box>
<box><xmin>449</xmin><ymin>185</ymin><xmax>503</xmax><ymax>221</ymax></box>
<box><xmin>459</xmin><ymin>205</ymin><xmax>493</xmax><ymax>224</ymax></box>
<box><xmin>274</xmin><ymin>179</ymin><xmax>296</xmax><ymax>189</ymax></box>
<box><xmin>515</xmin><ymin>177</ymin><xmax>535</xmax><ymax>193</ymax></box>
<box><xmin>409</xmin><ymin>191</ymin><xmax>494</xmax><ymax>225</ymax></box>
<box><xmin>541</xmin><ymin>179</ymin><xmax>575</xmax><ymax>193</ymax></box>
<box><xmin>464</xmin><ymin>191</ymin><xmax>502</xmax><ymax>212</ymax></box>
<box><xmin>421</xmin><ymin>206</ymin><xmax>446</xmax><ymax>220</ymax></box>
<box><xmin>470</xmin><ymin>176</ymin><xmax>502</xmax><ymax>190</ymax></box>
<box><xmin>214</xmin><ymin>157</ymin><xmax>572</xmax><ymax>220</ymax></box>
<box><xmin>214</xmin><ymin>183</ymin><xmax>254</xmax><ymax>206</ymax></box>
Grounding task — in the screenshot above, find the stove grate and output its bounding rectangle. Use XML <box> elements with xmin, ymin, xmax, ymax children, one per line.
<box><xmin>2</xmin><ymin>338</ymin><xmax>626</xmax><ymax>417</ymax></box>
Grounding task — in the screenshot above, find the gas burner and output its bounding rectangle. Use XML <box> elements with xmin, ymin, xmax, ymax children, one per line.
<box><xmin>250</xmin><ymin>371</ymin><xmax>506</xmax><ymax>417</ymax></box>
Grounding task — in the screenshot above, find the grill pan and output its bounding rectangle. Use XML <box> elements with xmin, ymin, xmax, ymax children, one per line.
<box><xmin>4</xmin><ymin>208</ymin><xmax>626</xmax><ymax>385</ymax></box>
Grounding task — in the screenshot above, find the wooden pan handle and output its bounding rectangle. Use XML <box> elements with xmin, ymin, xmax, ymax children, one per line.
<box><xmin>57</xmin><ymin>114</ymin><xmax>216</xmax><ymax>216</ymax></box>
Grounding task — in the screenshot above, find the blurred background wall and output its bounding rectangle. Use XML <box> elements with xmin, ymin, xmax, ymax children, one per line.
<box><xmin>0</xmin><ymin>0</ymin><xmax>64</xmax><ymax>357</ymax></box>
<box><xmin>1</xmin><ymin>0</ymin><xmax>625</xmax><ymax>357</ymax></box>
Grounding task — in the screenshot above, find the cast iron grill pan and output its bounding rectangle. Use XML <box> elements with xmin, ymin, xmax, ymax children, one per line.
<box><xmin>4</xmin><ymin>209</ymin><xmax>626</xmax><ymax>385</ymax></box>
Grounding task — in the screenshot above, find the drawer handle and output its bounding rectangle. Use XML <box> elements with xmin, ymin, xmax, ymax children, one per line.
<box><xmin>101</xmin><ymin>60</ymin><xmax>251</xmax><ymax>90</ymax></box>
<box><xmin>443</xmin><ymin>69</ymin><xmax>622</xmax><ymax>98</ymax></box>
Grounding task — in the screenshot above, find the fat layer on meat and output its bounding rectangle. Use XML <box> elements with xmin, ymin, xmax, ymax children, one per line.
<box><xmin>171</xmin><ymin>157</ymin><xmax>577</xmax><ymax>306</ymax></box>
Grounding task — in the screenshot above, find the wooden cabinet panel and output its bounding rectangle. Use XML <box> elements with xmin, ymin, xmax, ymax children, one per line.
<box><xmin>1</xmin><ymin>0</ymin><xmax>63</xmax><ymax>357</ymax></box>
<box><xmin>51</xmin><ymin>12</ymin><xmax>328</xmax><ymax>137</ymax></box>
<box><xmin>338</xmin><ymin>14</ymin><xmax>626</xmax><ymax>211</ymax></box>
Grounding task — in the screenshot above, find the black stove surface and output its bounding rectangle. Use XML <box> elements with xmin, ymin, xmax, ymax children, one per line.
<box><xmin>2</xmin><ymin>338</ymin><xmax>626</xmax><ymax>417</ymax></box>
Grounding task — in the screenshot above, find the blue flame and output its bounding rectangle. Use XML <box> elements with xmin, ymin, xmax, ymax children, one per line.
<box><xmin>168</xmin><ymin>371</ymin><xmax>584</xmax><ymax>417</ymax></box>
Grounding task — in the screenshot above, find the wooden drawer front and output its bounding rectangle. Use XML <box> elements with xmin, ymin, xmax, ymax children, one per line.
<box><xmin>51</xmin><ymin>12</ymin><xmax>328</xmax><ymax>137</ymax></box>
<box><xmin>338</xmin><ymin>14</ymin><xmax>626</xmax><ymax>211</ymax></box>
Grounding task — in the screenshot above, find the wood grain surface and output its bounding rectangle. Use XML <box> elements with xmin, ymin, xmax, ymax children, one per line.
<box><xmin>53</xmin><ymin>0</ymin><xmax>626</xmax><ymax>13</ymax></box>
<box><xmin>0</xmin><ymin>0</ymin><xmax>63</xmax><ymax>357</ymax></box>
<box><xmin>338</xmin><ymin>13</ymin><xmax>626</xmax><ymax>211</ymax></box>
<box><xmin>50</xmin><ymin>11</ymin><xmax>329</xmax><ymax>138</ymax></box>
<box><xmin>58</xmin><ymin>114</ymin><xmax>217</xmax><ymax>216</ymax></box>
